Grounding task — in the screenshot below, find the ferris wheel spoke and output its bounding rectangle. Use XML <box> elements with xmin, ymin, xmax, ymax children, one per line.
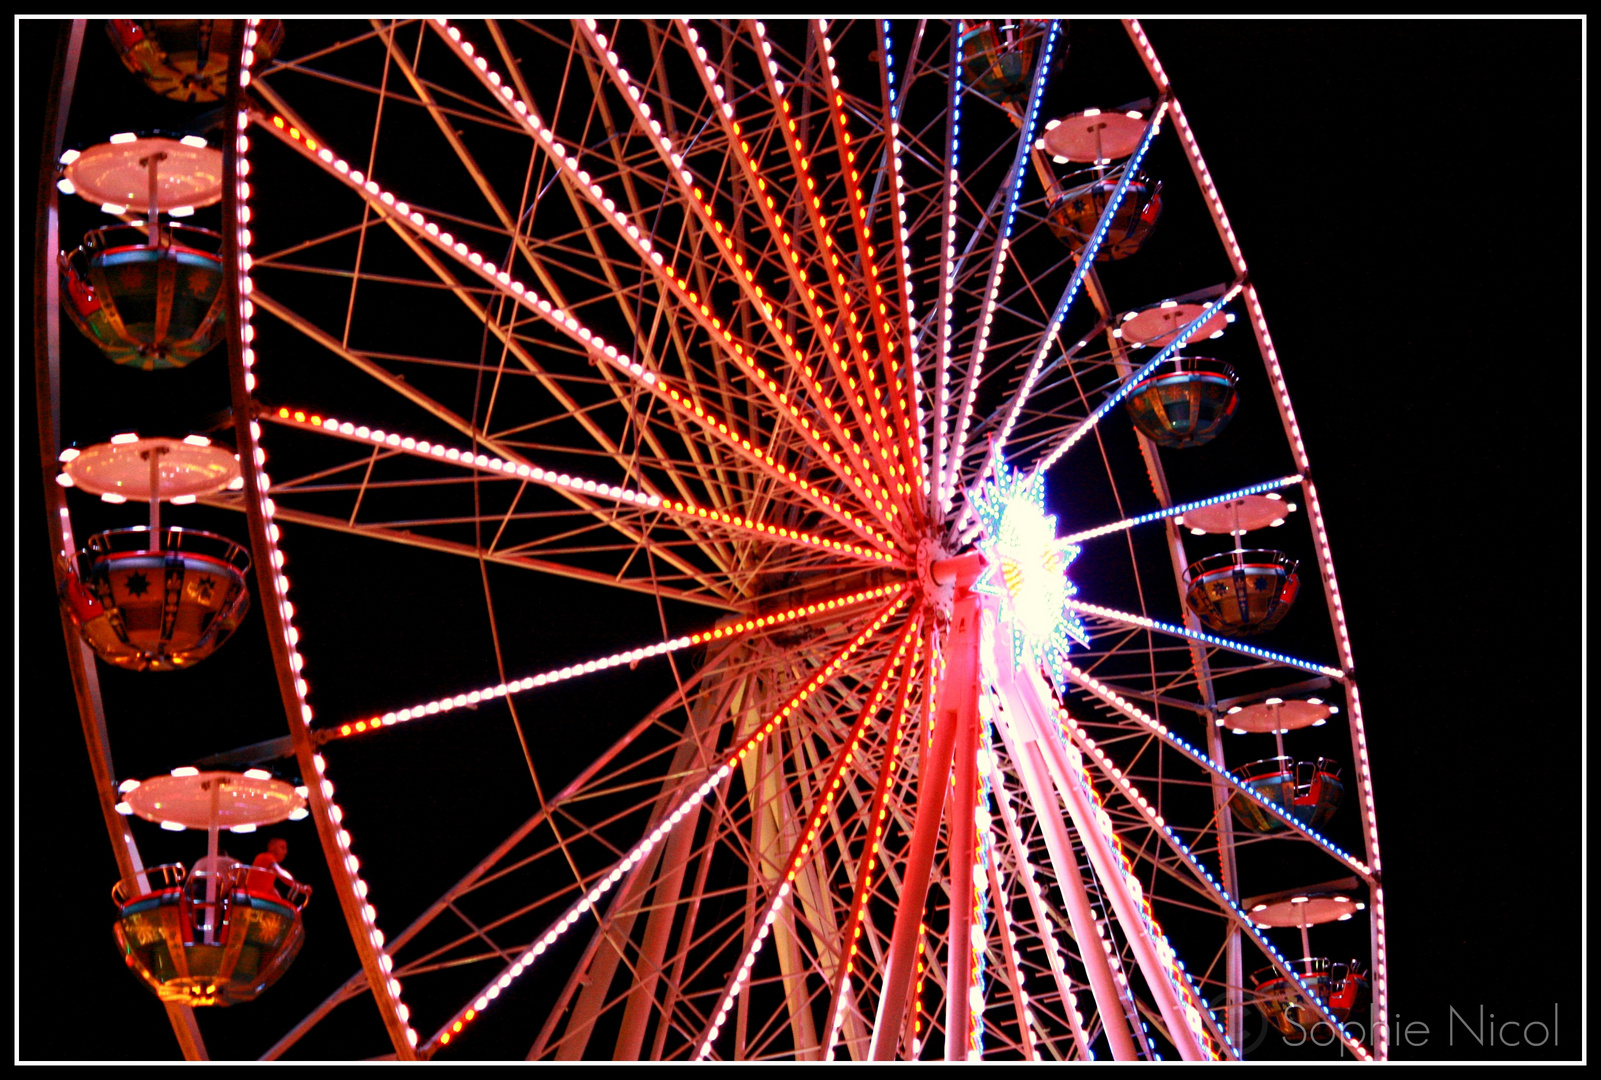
<box><xmin>1063</xmin><ymin>474</ymin><xmax>1304</xmax><ymax>546</ymax></box>
<box><xmin>1051</xmin><ymin>702</ymin><xmax>1374</xmax><ymax>1061</ymax></box>
<box><xmin>1065</xmin><ymin>598</ymin><xmax>1344</xmax><ymax>681</ymax></box>
<box><xmin>869</xmin><ymin>21</ymin><xmax>932</xmax><ymax>506</ymax></box>
<box><xmin>369</xmin><ymin>21</ymin><xmax>538</xmax><ymax>275</ymax></box>
<box><xmin>252</xmin><ymin>405</ymin><xmax>745</xmax><ymax>596</ymax></box>
<box><xmin>416</xmin><ymin>590</ymin><xmax>909</xmax><ymax>1054</ymax></box>
<box><xmin>1031</xmin><ymin>282</ymin><xmax>1244</xmax><ymax>481</ymax></box>
<box><xmin>944</xmin><ymin>20</ymin><xmax>1060</xmax><ymax>520</ymax></box>
<box><xmin>585</xmin><ymin>20</ymin><xmax>906</xmax><ymax>531</ymax></box>
<box><xmin>673</xmin><ymin>21</ymin><xmax>915</xmax><ymax>528</ymax></box>
<box><xmin>318</xmin><ymin>582</ymin><xmax>902</xmax><ymax>743</ymax></box>
<box><xmin>253</xmin><ymin>103</ymin><xmax>898</xmax><ymax>557</ymax></box>
<box><xmin>1059</xmin><ymin>660</ymin><xmax>1375</xmax><ymax>883</ymax></box>
<box><xmin>260</xmin><ymin>406</ymin><xmax>898</xmax><ymax>572</ymax></box>
<box><xmin>744</xmin><ymin>21</ymin><xmax>916</xmax><ymax>523</ymax></box>
<box><xmin>926</xmin><ymin>26</ymin><xmax>962</xmax><ymax>515</ymax></box>
<box><xmin>430</xmin><ymin>21</ymin><xmax>895</xmax><ymax>537</ymax></box>
<box><xmin>695</xmin><ymin>614</ymin><xmax>922</xmax><ymax>1058</ymax></box>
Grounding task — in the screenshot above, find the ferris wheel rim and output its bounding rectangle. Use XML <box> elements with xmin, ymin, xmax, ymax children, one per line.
<box><xmin>43</xmin><ymin>19</ymin><xmax>1383</xmax><ymax>1062</ymax></box>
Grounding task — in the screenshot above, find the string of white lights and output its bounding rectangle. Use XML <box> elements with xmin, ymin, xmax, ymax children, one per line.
<box><xmin>426</xmin><ymin>590</ymin><xmax>911</xmax><ymax>1053</ymax></box>
<box><xmin>946</xmin><ymin>21</ymin><xmax>1061</xmax><ymax>512</ymax></box>
<box><xmin>1048</xmin><ymin>699</ymin><xmax>1371</xmax><ymax>1061</ymax></box>
<box><xmin>1063</xmin><ymin>597</ymin><xmax>1344</xmax><ymax>679</ymax></box>
<box><xmin>1058</xmin><ymin>659</ymin><xmax>1374</xmax><ymax>879</ymax></box>
<box><xmin>697</xmin><ymin>618</ymin><xmax>921</xmax><ymax>1059</ymax></box>
<box><xmin>255</xmin><ymin>108</ymin><xmax>895</xmax><ymax>555</ymax></box>
<box><xmin>227</xmin><ymin>23</ymin><xmax>419</xmax><ymax>1055</ymax></box>
<box><xmin>1062</xmin><ymin>475</ymin><xmax>1304</xmax><ymax>545</ymax></box>
<box><xmin>329</xmin><ymin>584</ymin><xmax>904</xmax><ymax>742</ymax></box>
<box><xmin>265</xmin><ymin>406</ymin><xmax>897</xmax><ymax>567</ymax></box>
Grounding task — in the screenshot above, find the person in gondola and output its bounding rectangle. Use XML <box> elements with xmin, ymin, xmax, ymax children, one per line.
<box><xmin>246</xmin><ymin>837</ymin><xmax>309</xmax><ymax>900</ymax></box>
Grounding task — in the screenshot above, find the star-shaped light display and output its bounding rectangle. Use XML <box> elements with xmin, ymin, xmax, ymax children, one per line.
<box><xmin>971</xmin><ymin>464</ymin><xmax>1090</xmax><ymax>671</ymax></box>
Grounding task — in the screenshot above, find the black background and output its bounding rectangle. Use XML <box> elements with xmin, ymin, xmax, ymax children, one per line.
<box><xmin>16</xmin><ymin>18</ymin><xmax>1583</xmax><ymax>1062</ymax></box>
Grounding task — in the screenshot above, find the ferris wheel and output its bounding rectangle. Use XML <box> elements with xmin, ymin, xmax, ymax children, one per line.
<box><xmin>36</xmin><ymin>19</ymin><xmax>1387</xmax><ymax>1061</ymax></box>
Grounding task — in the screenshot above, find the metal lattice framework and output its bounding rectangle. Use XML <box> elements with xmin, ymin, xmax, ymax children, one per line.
<box><xmin>38</xmin><ymin>18</ymin><xmax>1386</xmax><ymax>1061</ymax></box>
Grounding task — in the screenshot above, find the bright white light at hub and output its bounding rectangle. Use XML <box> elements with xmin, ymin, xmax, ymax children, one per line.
<box><xmin>971</xmin><ymin>464</ymin><xmax>1089</xmax><ymax>663</ymax></box>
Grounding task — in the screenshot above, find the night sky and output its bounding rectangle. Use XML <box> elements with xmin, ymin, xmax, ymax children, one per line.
<box><xmin>17</xmin><ymin>18</ymin><xmax>1582</xmax><ymax>1062</ymax></box>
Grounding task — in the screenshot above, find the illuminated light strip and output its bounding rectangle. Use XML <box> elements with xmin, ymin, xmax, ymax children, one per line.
<box><xmin>553</xmin><ymin>20</ymin><xmax>903</xmax><ymax>531</ymax></box>
<box><xmin>1029</xmin><ymin>283</ymin><xmax>1243</xmax><ymax>482</ymax></box>
<box><xmin>743</xmin><ymin>21</ymin><xmax>907</xmax><ymax>484</ymax></box>
<box><xmin>257</xmin><ymin>114</ymin><xmax>894</xmax><ymax>556</ymax></box>
<box><xmin>1057</xmin><ymin>727</ymin><xmax>1227</xmax><ymax>1061</ymax></box>
<box><xmin>1062</xmin><ymin>598</ymin><xmax>1344</xmax><ymax>679</ymax></box>
<box><xmin>804</xmin><ymin>18</ymin><xmax>909</xmax><ymax>489</ymax></box>
<box><xmin>814</xmin><ymin>19</ymin><xmax>908</xmax><ymax>470</ymax></box>
<box><xmin>229</xmin><ymin>26</ymin><xmax>421</xmax><ymax>1051</ymax></box>
<box><xmin>666</xmin><ymin>24</ymin><xmax>902</xmax><ymax>526</ymax></box>
<box><xmin>1122</xmin><ymin>27</ymin><xmax>1389</xmax><ymax>1054</ymax></box>
<box><xmin>823</xmin><ymin>628</ymin><xmax>923</xmax><ymax>1060</ymax></box>
<box><xmin>909</xmin><ymin>926</ymin><xmax>928</xmax><ymax>1057</ymax></box>
<box><xmin>451</xmin><ymin>17</ymin><xmax>900</xmax><ymax>537</ymax></box>
<box><xmin>966</xmin><ymin>707</ymin><xmax>998</xmax><ymax>1058</ymax></box>
<box><xmin>1343</xmin><ymin>682</ymin><xmax>1388</xmax><ymax>1055</ymax></box>
<box><xmin>745</xmin><ymin>20</ymin><xmax>909</xmax><ymax>506</ymax></box>
<box><xmin>984</xmin><ymin>846</ymin><xmax>1038</xmax><ymax>1060</ymax></box>
<box><xmin>931</xmin><ymin>23</ymin><xmax>964</xmax><ymax>513</ymax></box>
<box><xmin>1239</xmin><ymin>286</ymin><xmax>1315</xmax><ymax>477</ymax></box>
<box><xmin>669</xmin><ymin>28</ymin><xmax>903</xmax><ymax>529</ymax></box>
<box><xmin>1122</xmin><ymin>24</ymin><xmax>1250</xmax><ymax>278</ymax></box>
<box><xmin>945</xmin><ymin>20</ymin><xmax>1061</xmax><ymax>511</ymax></box>
<box><xmin>428</xmin><ymin>590</ymin><xmax>911</xmax><ymax>1053</ymax></box>
<box><xmin>1062</xmin><ymin>475</ymin><xmax>1304</xmax><ymax>545</ymax></box>
<box><xmin>1243</xmin><ymin>290</ymin><xmax>1386</xmax><ymax>1050</ymax></box>
<box><xmin>968</xmin><ymin>101</ymin><xmax>1170</xmax><ymax>511</ymax></box>
<box><xmin>332</xmin><ymin>584</ymin><xmax>905</xmax><ymax>740</ymax></box>
<box><xmin>1010</xmin><ymin>664</ymin><xmax>1227</xmax><ymax>1061</ymax></box>
<box><xmin>1124</xmin><ymin>19</ymin><xmax>1171</xmax><ymax>91</ymax></box>
<box><xmin>266</xmin><ymin>406</ymin><xmax>896</xmax><ymax>567</ymax></box>
<box><xmin>815</xmin><ymin>22</ymin><xmax>918</xmax><ymax>511</ymax></box>
<box><xmin>1058</xmin><ymin>660</ymin><xmax>1373</xmax><ymax>880</ymax></box>
<box><xmin>699</xmin><ymin>615</ymin><xmax>921</xmax><ymax>1060</ymax></box>
<box><xmin>985</xmin><ymin>756</ymin><xmax>1094</xmax><ymax>1060</ymax></box>
<box><xmin>1241</xmin><ymin>284</ymin><xmax>1357</xmax><ymax>675</ymax></box>
<box><xmin>874</xmin><ymin>19</ymin><xmax>931</xmax><ymax>506</ymax></box>
<box><xmin>977</xmin><ymin>635</ymin><xmax>1144</xmax><ymax>1057</ymax></box>
<box><xmin>1167</xmin><ymin>98</ymin><xmax>1246</xmax><ymax>273</ymax></box>
<box><xmin>1048</xmin><ymin>703</ymin><xmax>1373</xmax><ymax>1062</ymax></box>
<box><xmin>1301</xmin><ymin>479</ymin><xmax>1354</xmax><ymax>670</ymax></box>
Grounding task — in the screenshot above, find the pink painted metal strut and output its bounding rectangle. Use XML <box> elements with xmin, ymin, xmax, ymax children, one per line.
<box><xmin>868</xmin><ymin>552</ymin><xmax>983</xmax><ymax>1058</ymax></box>
<box><xmin>986</xmin><ymin>645</ymin><xmax>1141</xmax><ymax>1060</ymax></box>
<box><xmin>943</xmin><ymin>658</ymin><xmax>979</xmax><ymax>1059</ymax></box>
<box><xmin>1020</xmin><ymin>678</ymin><xmax>1208</xmax><ymax>1060</ymax></box>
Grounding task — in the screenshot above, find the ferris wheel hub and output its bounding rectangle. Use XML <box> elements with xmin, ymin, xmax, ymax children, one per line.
<box><xmin>916</xmin><ymin>536</ymin><xmax>956</xmax><ymax>618</ymax></box>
